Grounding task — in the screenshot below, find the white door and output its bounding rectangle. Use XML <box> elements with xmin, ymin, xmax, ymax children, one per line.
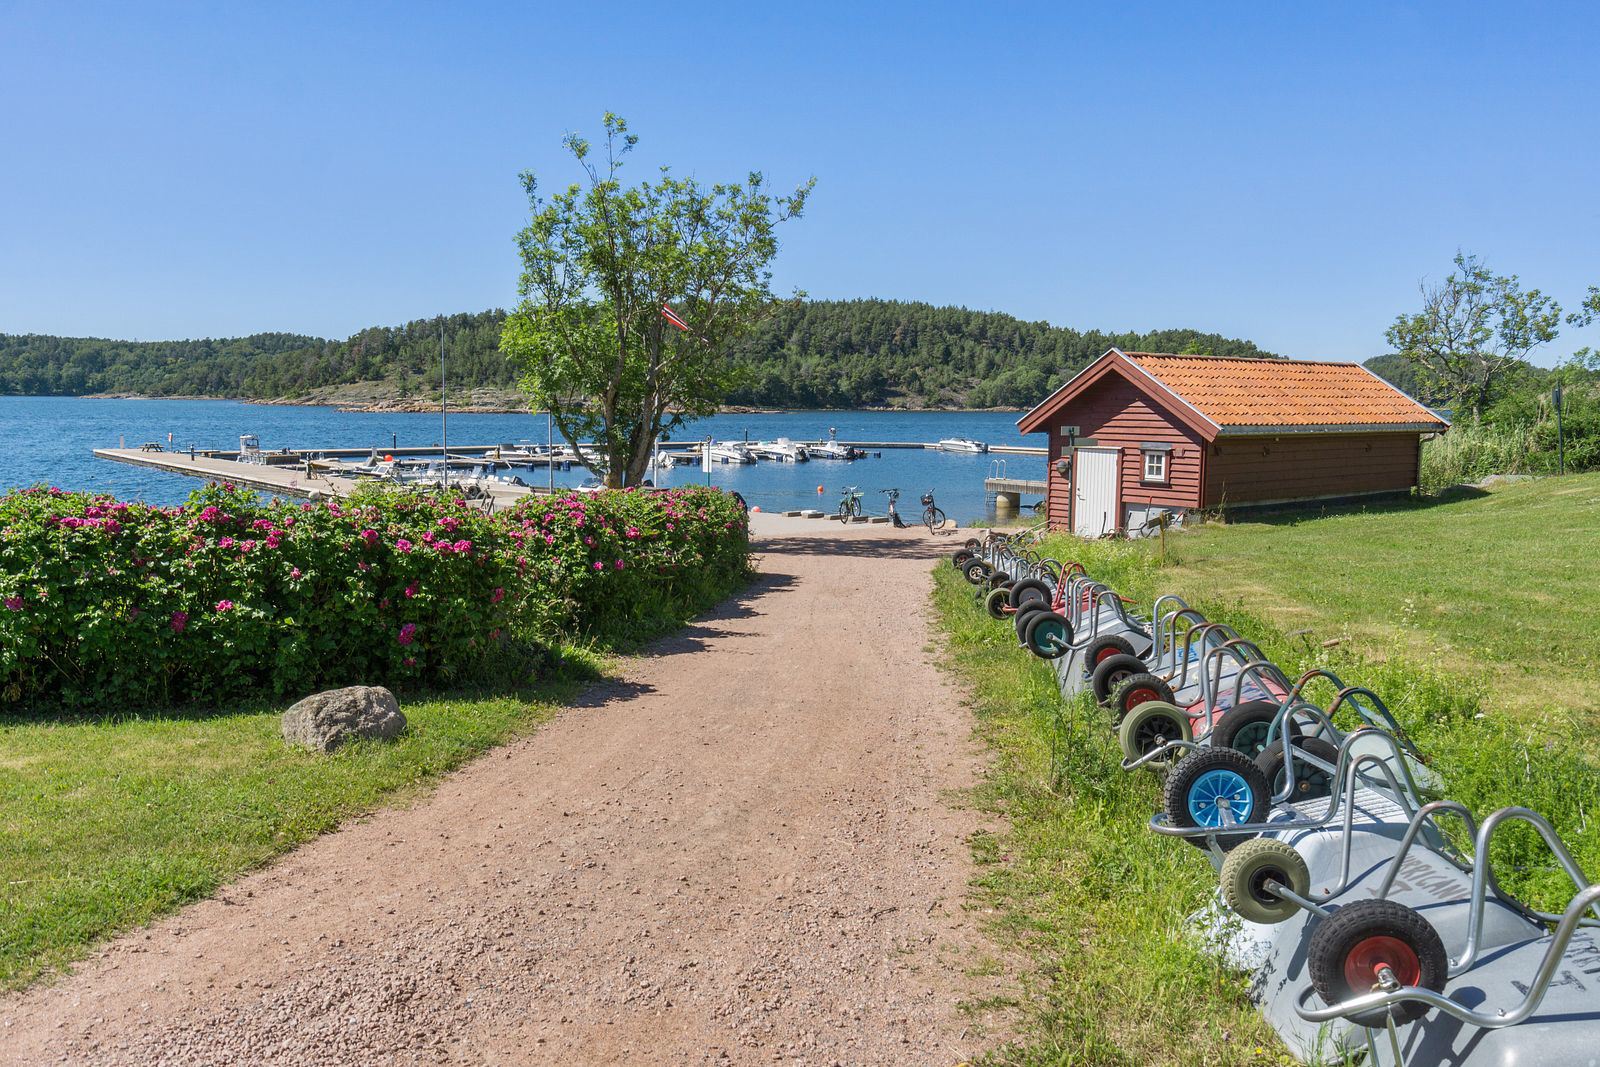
<box><xmin>1073</xmin><ymin>447</ymin><xmax>1119</xmax><ymax>537</ymax></box>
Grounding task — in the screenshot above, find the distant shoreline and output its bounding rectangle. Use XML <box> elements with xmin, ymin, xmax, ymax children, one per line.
<box><xmin>69</xmin><ymin>392</ymin><xmax>1027</xmax><ymax>415</ymax></box>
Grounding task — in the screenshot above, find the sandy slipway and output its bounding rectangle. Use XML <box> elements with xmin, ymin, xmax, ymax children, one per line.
<box><xmin>0</xmin><ymin>517</ymin><xmax>1000</xmax><ymax>1066</ymax></box>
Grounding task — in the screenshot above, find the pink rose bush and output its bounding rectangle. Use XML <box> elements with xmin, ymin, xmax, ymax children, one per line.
<box><xmin>0</xmin><ymin>481</ymin><xmax>749</xmax><ymax>709</ymax></box>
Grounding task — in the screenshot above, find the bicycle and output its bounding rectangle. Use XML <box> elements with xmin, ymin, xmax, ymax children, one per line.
<box><xmin>837</xmin><ymin>485</ymin><xmax>864</xmax><ymax>524</ymax></box>
<box><xmin>880</xmin><ymin>488</ymin><xmax>908</xmax><ymax>529</ymax></box>
<box><xmin>920</xmin><ymin>490</ymin><xmax>946</xmax><ymax>533</ymax></box>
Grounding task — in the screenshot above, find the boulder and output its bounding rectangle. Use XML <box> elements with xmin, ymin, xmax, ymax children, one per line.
<box><xmin>281</xmin><ymin>685</ymin><xmax>406</xmax><ymax>752</ymax></box>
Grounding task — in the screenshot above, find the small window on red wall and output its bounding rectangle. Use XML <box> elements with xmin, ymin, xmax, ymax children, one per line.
<box><xmin>1142</xmin><ymin>449</ymin><xmax>1168</xmax><ymax>483</ymax></box>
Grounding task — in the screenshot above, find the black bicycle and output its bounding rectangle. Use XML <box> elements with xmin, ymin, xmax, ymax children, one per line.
<box><xmin>920</xmin><ymin>490</ymin><xmax>946</xmax><ymax>533</ymax></box>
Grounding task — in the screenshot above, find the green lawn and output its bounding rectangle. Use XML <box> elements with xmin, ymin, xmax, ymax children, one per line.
<box><xmin>0</xmin><ymin>667</ymin><xmax>594</xmax><ymax>990</ymax></box>
<box><xmin>1158</xmin><ymin>473</ymin><xmax>1600</xmax><ymax>717</ymax></box>
<box><xmin>940</xmin><ymin>475</ymin><xmax>1600</xmax><ymax>1063</ymax></box>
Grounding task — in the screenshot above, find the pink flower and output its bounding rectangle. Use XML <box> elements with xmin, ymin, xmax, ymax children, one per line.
<box><xmin>452</xmin><ymin>540</ymin><xmax>472</xmax><ymax>554</ymax></box>
<box><xmin>490</xmin><ymin>587</ymin><xmax>505</xmax><ymax>604</ymax></box>
<box><xmin>544</xmin><ymin>533</ymin><xmax>555</xmax><ymax>544</ymax></box>
<box><xmin>215</xmin><ymin>600</ymin><xmax>235</xmax><ymax>612</ymax></box>
<box><xmin>358</xmin><ymin>561</ymin><xmax>371</xmax><ymax>572</ymax></box>
<box><xmin>404</xmin><ymin>582</ymin><xmax>419</xmax><ymax>598</ymax></box>
<box><xmin>360</xmin><ymin>529</ymin><xmax>380</xmax><ymax>546</ymax></box>
<box><xmin>3</xmin><ymin>596</ymin><xmax>22</xmax><ymax>611</ymax></box>
<box><xmin>593</xmin><ymin>561</ymin><xmax>604</xmax><ymax>571</ymax></box>
<box><xmin>626</xmin><ymin>526</ymin><xmax>640</xmax><ymax>539</ymax></box>
<box><xmin>397</xmin><ymin>623</ymin><xmax>417</xmax><ymax>646</ymax></box>
<box><xmin>403</xmin><ymin>656</ymin><xmax>416</xmax><ymax>667</ymax></box>
<box><xmin>395</xmin><ymin>538</ymin><xmax>413</xmax><ymax>553</ymax></box>
<box><xmin>218</xmin><ymin>536</ymin><xmax>235</xmax><ymax>549</ymax></box>
<box><xmin>614</xmin><ymin>559</ymin><xmax>625</xmax><ymax>570</ymax></box>
<box><xmin>170</xmin><ymin>611</ymin><xmax>188</xmax><ymax>633</ymax></box>
<box><xmin>290</xmin><ymin>567</ymin><xmax>302</xmax><ymax>579</ymax></box>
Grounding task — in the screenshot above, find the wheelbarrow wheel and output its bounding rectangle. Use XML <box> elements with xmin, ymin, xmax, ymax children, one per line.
<box><xmin>1306</xmin><ymin>898</ymin><xmax>1447</xmax><ymax>1028</ymax></box>
<box><xmin>1255</xmin><ymin>735</ymin><xmax>1341</xmax><ymax>803</ymax></box>
<box><xmin>1118</xmin><ymin>700</ymin><xmax>1192</xmax><ymax>764</ymax></box>
<box><xmin>1220</xmin><ymin>838</ymin><xmax>1309</xmax><ymax>925</ymax></box>
<box><xmin>1162</xmin><ymin>747</ymin><xmax>1271</xmax><ymax>852</ymax></box>
<box><xmin>951</xmin><ymin>549</ymin><xmax>974</xmax><ymax>570</ymax></box>
<box><xmin>961</xmin><ymin>558</ymin><xmax>990</xmax><ymax>585</ymax></box>
<box><xmin>963</xmin><ymin>537</ymin><xmax>983</xmax><ymax>552</ymax></box>
<box><xmin>1012</xmin><ymin>601</ymin><xmax>1048</xmax><ymax>640</ymax></box>
<box><xmin>1109</xmin><ymin>672</ymin><xmax>1177</xmax><ymax>722</ymax></box>
<box><xmin>1023</xmin><ymin>611</ymin><xmax>1073</xmax><ymax>659</ymax></box>
<box><xmin>1091</xmin><ymin>653</ymin><xmax>1149</xmax><ymax>704</ymax></box>
<box><xmin>1209</xmin><ymin>700</ymin><xmax>1301</xmax><ymax>759</ymax></box>
<box><xmin>1083</xmin><ymin>634</ymin><xmax>1138</xmax><ymax>669</ymax></box>
<box><xmin>1007</xmin><ymin>578</ymin><xmax>1051</xmax><ymax>610</ymax></box>
<box><xmin>984</xmin><ymin>587</ymin><xmax>1013</xmax><ymax>620</ymax></box>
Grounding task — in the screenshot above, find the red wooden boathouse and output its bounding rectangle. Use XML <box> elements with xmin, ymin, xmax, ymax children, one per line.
<box><xmin>1016</xmin><ymin>349</ymin><xmax>1448</xmax><ymax>536</ymax></box>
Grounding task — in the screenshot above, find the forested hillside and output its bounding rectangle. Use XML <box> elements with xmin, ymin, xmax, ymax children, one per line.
<box><xmin>1</xmin><ymin>301</ymin><xmax>1276</xmax><ymax>409</ymax></box>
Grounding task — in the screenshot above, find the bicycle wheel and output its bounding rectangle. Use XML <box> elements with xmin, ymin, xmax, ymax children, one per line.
<box><xmin>925</xmin><ymin>507</ymin><xmax>946</xmax><ymax>532</ymax></box>
<box><xmin>837</xmin><ymin>502</ymin><xmax>851</xmax><ymax>524</ymax></box>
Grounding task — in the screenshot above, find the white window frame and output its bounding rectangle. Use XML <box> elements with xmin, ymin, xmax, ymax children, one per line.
<box><xmin>1142</xmin><ymin>449</ymin><xmax>1168</xmax><ymax>483</ymax></box>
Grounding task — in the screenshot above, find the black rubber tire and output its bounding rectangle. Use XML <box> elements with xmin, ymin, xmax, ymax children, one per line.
<box><xmin>1220</xmin><ymin>838</ymin><xmax>1310</xmax><ymax>925</ymax></box>
<box><xmin>1162</xmin><ymin>747</ymin><xmax>1272</xmax><ymax>852</ymax></box>
<box><xmin>1091</xmin><ymin>654</ymin><xmax>1150</xmax><ymax>704</ymax></box>
<box><xmin>1109</xmin><ymin>672</ymin><xmax>1177</xmax><ymax>722</ymax></box>
<box><xmin>1255</xmin><ymin>735</ymin><xmax>1341</xmax><ymax>803</ymax></box>
<box><xmin>984</xmin><ymin>587</ymin><xmax>1012</xmax><ymax>620</ymax></box>
<box><xmin>1007</xmin><ymin>578</ymin><xmax>1051</xmax><ymax>610</ymax></box>
<box><xmin>1117</xmin><ymin>700</ymin><xmax>1192</xmax><ymax>764</ymax></box>
<box><xmin>1083</xmin><ymin>633</ymin><xmax>1139</xmax><ymax>670</ymax></box>
<box><xmin>1208</xmin><ymin>700</ymin><xmax>1302</xmax><ymax>759</ymax></box>
<box><xmin>951</xmin><ymin>549</ymin><xmax>974</xmax><ymax>569</ymax></box>
<box><xmin>1307</xmin><ymin>898</ymin><xmax>1447</xmax><ymax>1028</ymax></box>
<box><xmin>1023</xmin><ymin>611</ymin><xmax>1073</xmax><ymax>659</ymax></box>
<box><xmin>963</xmin><ymin>537</ymin><xmax>982</xmax><ymax>552</ymax></box>
<box><xmin>1012</xmin><ymin>602</ymin><xmax>1048</xmax><ymax>641</ymax></box>
<box><xmin>961</xmin><ymin>558</ymin><xmax>990</xmax><ymax>585</ymax></box>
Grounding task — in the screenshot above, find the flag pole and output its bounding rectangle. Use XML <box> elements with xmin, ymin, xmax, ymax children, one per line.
<box><xmin>439</xmin><ymin>321</ymin><xmax>449</xmax><ymax>490</ymax></box>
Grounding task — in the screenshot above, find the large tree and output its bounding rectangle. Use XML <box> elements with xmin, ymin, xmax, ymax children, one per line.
<box><xmin>501</xmin><ymin>114</ymin><xmax>813</xmax><ymax>487</ymax></box>
<box><xmin>1385</xmin><ymin>252</ymin><xmax>1562</xmax><ymax>420</ymax></box>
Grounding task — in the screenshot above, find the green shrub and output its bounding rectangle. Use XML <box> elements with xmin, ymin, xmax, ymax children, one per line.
<box><xmin>0</xmin><ymin>482</ymin><xmax>749</xmax><ymax>710</ymax></box>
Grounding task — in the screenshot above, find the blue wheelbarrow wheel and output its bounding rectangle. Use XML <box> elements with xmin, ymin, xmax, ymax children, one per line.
<box><xmin>1306</xmin><ymin>898</ymin><xmax>1447</xmax><ymax>1029</ymax></box>
<box><xmin>1162</xmin><ymin>747</ymin><xmax>1271</xmax><ymax>851</ymax></box>
<box><xmin>1022</xmin><ymin>611</ymin><xmax>1073</xmax><ymax>659</ymax></box>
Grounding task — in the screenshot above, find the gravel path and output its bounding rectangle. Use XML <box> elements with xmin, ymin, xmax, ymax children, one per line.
<box><xmin>1</xmin><ymin>521</ymin><xmax>996</xmax><ymax>1065</ymax></box>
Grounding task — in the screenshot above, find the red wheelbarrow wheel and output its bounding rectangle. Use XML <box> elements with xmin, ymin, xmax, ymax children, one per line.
<box><xmin>1109</xmin><ymin>672</ymin><xmax>1176</xmax><ymax>722</ymax></box>
<box><xmin>1091</xmin><ymin>654</ymin><xmax>1149</xmax><ymax>705</ymax></box>
<box><xmin>1307</xmin><ymin>898</ymin><xmax>1447</xmax><ymax>1028</ymax></box>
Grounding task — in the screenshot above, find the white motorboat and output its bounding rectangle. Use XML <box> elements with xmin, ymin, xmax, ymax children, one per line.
<box><xmin>936</xmin><ymin>437</ymin><xmax>988</xmax><ymax>454</ymax></box>
<box><xmin>748</xmin><ymin>438</ymin><xmax>809</xmax><ymax>463</ymax></box>
<box><xmin>804</xmin><ymin>439</ymin><xmax>860</xmax><ymax>460</ymax></box>
<box><xmin>705</xmin><ymin>441</ymin><xmax>757</xmax><ymax>465</ymax></box>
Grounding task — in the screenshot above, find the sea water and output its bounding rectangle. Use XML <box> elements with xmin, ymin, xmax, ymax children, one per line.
<box><xmin>0</xmin><ymin>397</ymin><xmax>1045</xmax><ymax>523</ymax></box>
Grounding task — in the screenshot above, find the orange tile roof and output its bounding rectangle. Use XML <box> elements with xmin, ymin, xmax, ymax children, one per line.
<box><xmin>1123</xmin><ymin>352</ymin><xmax>1446</xmax><ymax>431</ymax></box>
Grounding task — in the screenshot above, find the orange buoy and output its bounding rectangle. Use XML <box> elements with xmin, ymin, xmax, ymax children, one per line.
<box><xmin>750</xmin><ymin>505</ymin><xmax>761</xmax><ymax>513</ymax></box>
<box><xmin>816</xmin><ymin>485</ymin><xmax>824</xmax><ymax>495</ymax></box>
<box><xmin>384</xmin><ymin>454</ymin><xmax>394</xmax><ymax>462</ymax></box>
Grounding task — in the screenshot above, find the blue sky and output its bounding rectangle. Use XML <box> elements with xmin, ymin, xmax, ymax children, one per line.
<box><xmin>2</xmin><ymin>1</ymin><xmax>1596</xmax><ymax>363</ymax></box>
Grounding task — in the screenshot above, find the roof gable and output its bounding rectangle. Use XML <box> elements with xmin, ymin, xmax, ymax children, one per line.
<box><xmin>1020</xmin><ymin>349</ymin><xmax>1448</xmax><ymax>437</ymax></box>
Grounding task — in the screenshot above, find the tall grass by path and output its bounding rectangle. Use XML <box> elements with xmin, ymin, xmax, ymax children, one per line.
<box><xmin>1419</xmin><ymin>421</ymin><xmax>1540</xmax><ymax>491</ymax></box>
<box><xmin>934</xmin><ymin>569</ymin><xmax>1285</xmax><ymax>1065</ymax></box>
<box><xmin>937</xmin><ymin>488</ymin><xmax>1600</xmax><ymax>1061</ymax></box>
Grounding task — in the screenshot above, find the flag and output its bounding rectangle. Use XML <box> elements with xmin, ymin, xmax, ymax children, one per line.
<box><xmin>661</xmin><ymin>303</ymin><xmax>689</xmax><ymax>332</ymax></box>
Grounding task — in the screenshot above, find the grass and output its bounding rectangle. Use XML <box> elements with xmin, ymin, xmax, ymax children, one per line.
<box><xmin>934</xmin><ymin>570</ymin><xmax>1286</xmax><ymax>1065</ymax></box>
<box><xmin>1163</xmin><ymin>472</ymin><xmax>1600</xmax><ymax>717</ymax></box>
<box><xmin>937</xmin><ymin>475</ymin><xmax>1600</xmax><ymax>1063</ymax></box>
<box><xmin>0</xmin><ymin>662</ymin><xmax>597</xmax><ymax>991</ymax></box>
